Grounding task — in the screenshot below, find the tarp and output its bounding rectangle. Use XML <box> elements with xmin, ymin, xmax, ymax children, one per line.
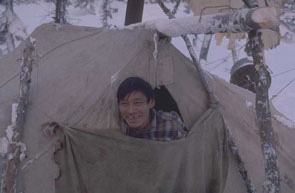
<box><xmin>53</xmin><ymin>107</ymin><xmax>228</xmax><ymax>193</ymax></box>
<box><xmin>0</xmin><ymin>24</ymin><xmax>294</xmax><ymax>193</ymax></box>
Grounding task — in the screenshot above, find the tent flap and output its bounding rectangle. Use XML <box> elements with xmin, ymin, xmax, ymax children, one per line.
<box><xmin>54</xmin><ymin>107</ymin><xmax>229</xmax><ymax>193</ymax></box>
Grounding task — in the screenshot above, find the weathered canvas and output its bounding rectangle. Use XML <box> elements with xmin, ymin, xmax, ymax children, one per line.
<box><xmin>0</xmin><ymin>23</ymin><xmax>294</xmax><ymax>193</ymax></box>
<box><xmin>53</xmin><ymin>107</ymin><xmax>228</xmax><ymax>193</ymax></box>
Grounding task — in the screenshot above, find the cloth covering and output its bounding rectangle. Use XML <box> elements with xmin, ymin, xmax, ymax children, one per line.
<box><xmin>54</xmin><ymin>106</ymin><xmax>228</xmax><ymax>193</ymax></box>
<box><xmin>1</xmin><ymin>24</ymin><xmax>295</xmax><ymax>193</ymax></box>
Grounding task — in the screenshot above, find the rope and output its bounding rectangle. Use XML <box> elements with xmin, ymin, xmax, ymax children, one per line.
<box><xmin>271</xmin><ymin>77</ymin><xmax>295</xmax><ymax>101</ymax></box>
<box><xmin>0</xmin><ymin>72</ymin><xmax>20</xmax><ymax>89</ymax></box>
<box><xmin>0</xmin><ymin>29</ymin><xmax>103</xmax><ymax>90</ymax></box>
<box><xmin>272</xmin><ymin>67</ymin><xmax>295</xmax><ymax>78</ymax></box>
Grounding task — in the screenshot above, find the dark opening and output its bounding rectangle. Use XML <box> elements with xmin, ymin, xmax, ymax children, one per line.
<box><xmin>230</xmin><ymin>65</ymin><xmax>256</xmax><ymax>93</ymax></box>
<box><xmin>154</xmin><ymin>86</ymin><xmax>183</xmax><ymax>120</ymax></box>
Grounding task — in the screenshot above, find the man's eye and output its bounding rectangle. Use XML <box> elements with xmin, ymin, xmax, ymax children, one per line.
<box><xmin>135</xmin><ymin>102</ymin><xmax>143</xmax><ymax>105</ymax></box>
<box><xmin>120</xmin><ymin>102</ymin><xmax>128</xmax><ymax>106</ymax></box>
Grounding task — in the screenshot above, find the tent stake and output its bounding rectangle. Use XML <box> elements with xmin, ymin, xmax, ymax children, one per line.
<box><xmin>4</xmin><ymin>37</ymin><xmax>36</xmax><ymax>193</ymax></box>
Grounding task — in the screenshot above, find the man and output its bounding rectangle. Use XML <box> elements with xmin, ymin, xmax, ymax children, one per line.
<box><xmin>117</xmin><ymin>77</ymin><xmax>187</xmax><ymax>141</ymax></box>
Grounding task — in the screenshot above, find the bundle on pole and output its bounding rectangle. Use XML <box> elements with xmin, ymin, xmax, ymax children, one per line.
<box><xmin>125</xmin><ymin>7</ymin><xmax>279</xmax><ymax>37</ymax></box>
<box><xmin>242</xmin><ymin>0</ymin><xmax>281</xmax><ymax>193</ymax></box>
<box><xmin>4</xmin><ymin>37</ymin><xmax>37</xmax><ymax>193</ymax></box>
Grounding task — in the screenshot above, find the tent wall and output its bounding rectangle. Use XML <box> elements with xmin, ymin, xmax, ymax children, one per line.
<box><xmin>0</xmin><ymin>24</ymin><xmax>294</xmax><ymax>193</ymax></box>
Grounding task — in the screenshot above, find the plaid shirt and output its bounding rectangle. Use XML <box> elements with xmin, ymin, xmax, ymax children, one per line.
<box><xmin>124</xmin><ymin>109</ymin><xmax>187</xmax><ymax>141</ymax></box>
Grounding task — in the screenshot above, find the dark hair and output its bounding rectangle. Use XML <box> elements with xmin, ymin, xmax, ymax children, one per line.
<box><xmin>117</xmin><ymin>77</ymin><xmax>154</xmax><ymax>103</ymax></box>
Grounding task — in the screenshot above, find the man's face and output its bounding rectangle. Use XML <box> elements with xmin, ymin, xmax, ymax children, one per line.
<box><xmin>119</xmin><ymin>91</ymin><xmax>155</xmax><ymax>130</ymax></box>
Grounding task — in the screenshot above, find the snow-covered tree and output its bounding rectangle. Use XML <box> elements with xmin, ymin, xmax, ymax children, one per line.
<box><xmin>0</xmin><ymin>0</ymin><xmax>27</xmax><ymax>54</ymax></box>
<box><xmin>100</xmin><ymin>0</ymin><xmax>118</xmax><ymax>27</ymax></box>
<box><xmin>54</xmin><ymin>0</ymin><xmax>70</xmax><ymax>24</ymax></box>
<box><xmin>73</xmin><ymin>0</ymin><xmax>96</xmax><ymax>15</ymax></box>
<box><xmin>280</xmin><ymin>1</ymin><xmax>295</xmax><ymax>42</ymax></box>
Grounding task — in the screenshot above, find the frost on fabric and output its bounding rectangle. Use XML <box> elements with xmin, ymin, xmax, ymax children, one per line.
<box><xmin>111</xmin><ymin>71</ymin><xmax>119</xmax><ymax>86</ymax></box>
<box><xmin>273</xmin><ymin>114</ymin><xmax>295</xmax><ymax>129</ymax></box>
<box><xmin>153</xmin><ymin>33</ymin><xmax>159</xmax><ymax>62</ymax></box>
<box><xmin>246</xmin><ymin>100</ymin><xmax>253</xmax><ymax>108</ymax></box>
<box><xmin>6</xmin><ymin>125</ymin><xmax>14</xmax><ymax>143</ymax></box>
<box><xmin>11</xmin><ymin>103</ymin><xmax>18</xmax><ymax>126</ymax></box>
<box><xmin>17</xmin><ymin>142</ymin><xmax>27</xmax><ymax>161</ymax></box>
<box><xmin>0</xmin><ymin>137</ymin><xmax>9</xmax><ymax>156</ymax></box>
<box><xmin>0</xmin><ymin>103</ymin><xmax>27</xmax><ymax>161</ymax></box>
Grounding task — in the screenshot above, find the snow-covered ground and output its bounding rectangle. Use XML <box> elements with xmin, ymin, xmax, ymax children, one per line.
<box><xmin>9</xmin><ymin>1</ymin><xmax>295</xmax><ymax>122</ymax></box>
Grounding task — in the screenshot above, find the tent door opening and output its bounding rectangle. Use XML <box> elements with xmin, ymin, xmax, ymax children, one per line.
<box><xmin>154</xmin><ymin>85</ymin><xmax>183</xmax><ymax>120</ymax></box>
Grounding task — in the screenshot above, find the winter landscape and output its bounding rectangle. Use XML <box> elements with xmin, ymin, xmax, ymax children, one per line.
<box><xmin>0</xmin><ymin>1</ymin><xmax>295</xmax><ymax>193</ymax></box>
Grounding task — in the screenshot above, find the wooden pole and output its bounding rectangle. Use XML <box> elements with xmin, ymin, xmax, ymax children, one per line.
<box><xmin>199</xmin><ymin>34</ymin><xmax>212</xmax><ymax>61</ymax></box>
<box><xmin>55</xmin><ymin>0</ymin><xmax>62</xmax><ymax>23</ymax></box>
<box><xmin>4</xmin><ymin>0</ymin><xmax>15</xmax><ymax>52</ymax></box>
<box><xmin>126</xmin><ymin>7</ymin><xmax>279</xmax><ymax>37</ymax></box>
<box><xmin>242</xmin><ymin>0</ymin><xmax>281</xmax><ymax>193</ymax></box>
<box><xmin>231</xmin><ymin>42</ymin><xmax>238</xmax><ymax>64</ymax></box>
<box><xmin>124</xmin><ymin>0</ymin><xmax>144</xmax><ymax>26</ymax></box>
<box><xmin>4</xmin><ymin>37</ymin><xmax>36</xmax><ymax>193</ymax></box>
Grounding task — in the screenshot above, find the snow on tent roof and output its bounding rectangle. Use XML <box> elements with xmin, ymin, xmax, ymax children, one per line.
<box><xmin>0</xmin><ymin>23</ymin><xmax>294</xmax><ymax>193</ymax></box>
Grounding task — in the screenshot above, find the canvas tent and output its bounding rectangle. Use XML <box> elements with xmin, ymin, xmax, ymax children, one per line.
<box><xmin>0</xmin><ymin>23</ymin><xmax>294</xmax><ymax>193</ymax></box>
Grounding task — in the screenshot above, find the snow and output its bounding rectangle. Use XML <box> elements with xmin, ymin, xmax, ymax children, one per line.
<box><xmin>17</xmin><ymin>142</ymin><xmax>27</xmax><ymax>162</ymax></box>
<box><xmin>125</xmin><ymin>8</ymin><xmax>278</xmax><ymax>37</ymax></box>
<box><xmin>153</xmin><ymin>33</ymin><xmax>159</xmax><ymax>61</ymax></box>
<box><xmin>1</xmin><ymin>1</ymin><xmax>295</xmax><ymax>122</ymax></box>
<box><xmin>246</xmin><ymin>100</ymin><xmax>253</xmax><ymax>108</ymax></box>
<box><xmin>7</xmin><ymin>11</ymin><xmax>27</xmax><ymax>40</ymax></box>
<box><xmin>0</xmin><ymin>137</ymin><xmax>9</xmax><ymax>156</ymax></box>
<box><xmin>273</xmin><ymin>114</ymin><xmax>295</xmax><ymax>129</ymax></box>
<box><xmin>6</xmin><ymin>125</ymin><xmax>14</xmax><ymax>142</ymax></box>
<box><xmin>11</xmin><ymin>103</ymin><xmax>18</xmax><ymax>126</ymax></box>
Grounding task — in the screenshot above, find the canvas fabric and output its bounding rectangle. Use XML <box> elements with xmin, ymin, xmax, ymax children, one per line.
<box><xmin>0</xmin><ymin>24</ymin><xmax>295</xmax><ymax>193</ymax></box>
<box><xmin>53</xmin><ymin>106</ymin><xmax>228</xmax><ymax>193</ymax></box>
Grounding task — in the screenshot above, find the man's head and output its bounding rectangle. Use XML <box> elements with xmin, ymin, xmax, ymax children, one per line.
<box><xmin>117</xmin><ymin>77</ymin><xmax>155</xmax><ymax>130</ymax></box>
